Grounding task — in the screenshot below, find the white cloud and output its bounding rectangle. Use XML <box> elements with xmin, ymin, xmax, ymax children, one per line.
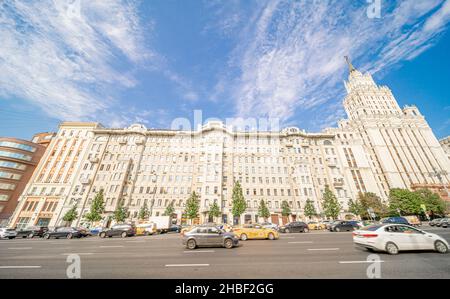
<box><xmin>209</xmin><ymin>0</ymin><xmax>450</xmax><ymax>130</ymax></box>
<box><xmin>0</xmin><ymin>0</ymin><xmax>152</xmax><ymax>123</ymax></box>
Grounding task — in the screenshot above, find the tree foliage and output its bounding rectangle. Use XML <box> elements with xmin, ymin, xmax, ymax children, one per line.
<box><xmin>208</xmin><ymin>201</ymin><xmax>221</xmax><ymax>220</ymax></box>
<box><xmin>163</xmin><ymin>201</ymin><xmax>175</xmax><ymax>217</ymax></box>
<box><xmin>389</xmin><ymin>189</ymin><xmax>422</xmax><ymax>216</ymax></box>
<box><xmin>184</xmin><ymin>192</ymin><xmax>200</xmax><ymax>222</ymax></box>
<box><xmin>414</xmin><ymin>188</ymin><xmax>446</xmax><ymax>216</ymax></box>
<box><xmin>84</xmin><ymin>189</ymin><xmax>105</xmax><ymax>223</ymax></box>
<box><xmin>304</xmin><ymin>199</ymin><xmax>317</xmax><ymax>219</ymax></box>
<box><xmin>138</xmin><ymin>203</ymin><xmax>149</xmax><ymax>220</ymax></box>
<box><xmin>321</xmin><ymin>186</ymin><xmax>341</xmax><ymax>219</ymax></box>
<box><xmin>62</xmin><ymin>205</ymin><xmax>78</xmax><ymax>225</ymax></box>
<box><xmin>358</xmin><ymin>192</ymin><xmax>389</xmax><ymax>219</ymax></box>
<box><xmin>231</xmin><ymin>181</ymin><xmax>247</xmax><ymax>222</ymax></box>
<box><xmin>281</xmin><ymin>200</ymin><xmax>291</xmax><ymax>217</ymax></box>
<box><xmin>258</xmin><ymin>200</ymin><xmax>270</xmax><ymax>221</ymax></box>
<box><xmin>113</xmin><ymin>203</ymin><xmax>128</xmax><ymax>223</ymax></box>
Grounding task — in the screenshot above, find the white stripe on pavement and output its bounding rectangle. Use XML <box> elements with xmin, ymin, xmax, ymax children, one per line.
<box><xmin>0</xmin><ymin>266</ymin><xmax>41</xmax><ymax>269</ymax></box>
<box><xmin>183</xmin><ymin>250</ymin><xmax>215</xmax><ymax>253</ymax></box>
<box><xmin>99</xmin><ymin>245</ymin><xmax>124</xmax><ymax>248</ymax></box>
<box><xmin>126</xmin><ymin>240</ymin><xmax>146</xmax><ymax>243</ymax></box>
<box><xmin>288</xmin><ymin>241</ymin><xmax>313</xmax><ymax>244</ymax></box>
<box><xmin>339</xmin><ymin>261</ymin><xmax>385</xmax><ymax>264</ymax></box>
<box><xmin>61</xmin><ymin>253</ymin><xmax>94</xmax><ymax>256</ymax></box>
<box><xmin>8</xmin><ymin>247</ymin><xmax>32</xmax><ymax>250</ymax></box>
<box><xmin>165</xmin><ymin>264</ymin><xmax>210</xmax><ymax>267</ymax></box>
<box><xmin>307</xmin><ymin>248</ymin><xmax>340</xmax><ymax>251</ymax></box>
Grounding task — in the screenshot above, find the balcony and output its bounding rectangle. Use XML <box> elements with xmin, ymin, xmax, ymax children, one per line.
<box><xmin>89</xmin><ymin>157</ymin><xmax>99</xmax><ymax>163</ymax></box>
<box><xmin>80</xmin><ymin>178</ymin><xmax>91</xmax><ymax>185</ymax></box>
<box><xmin>333</xmin><ymin>181</ymin><xmax>344</xmax><ymax>188</ymax></box>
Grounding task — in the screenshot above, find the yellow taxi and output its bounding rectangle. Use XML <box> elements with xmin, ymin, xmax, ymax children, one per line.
<box><xmin>307</xmin><ymin>222</ymin><xmax>326</xmax><ymax>230</ymax></box>
<box><xmin>232</xmin><ymin>224</ymin><xmax>279</xmax><ymax>241</ymax></box>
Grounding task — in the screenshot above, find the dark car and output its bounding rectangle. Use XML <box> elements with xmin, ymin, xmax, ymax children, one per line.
<box><xmin>15</xmin><ymin>226</ymin><xmax>48</xmax><ymax>238</ymax></box>
<box><xmin>279</xmin><ymin>222</ymin><xmax>309</xmax><ymax>233</ymax></box>
<box><xmin>169</xmin><ymin>224</ymin><xmax>182</xmax><ymax>233</ymax></box>
<box><xmin>380</xmin><ymin>216</ymin><xmax>410</xmax><ymax>225</ymax></box>
<box><xmin>43</xmin><ymin>227</ymin><xmax>84</xmax><ymax>239</ymax></box>
<box><xmin>99</xmin><ymin>224</ymin><xmax>136</xmax><ymax>238</ymax></box>
<box><xmin>182</xmin><ymin>226</ymin><xmax>239</xmax><ymax>250</ymax></box>
<box><xmin>329</xmin><ymin>220</ymin><xmax>356</xmax><ymax>232</ymax></box>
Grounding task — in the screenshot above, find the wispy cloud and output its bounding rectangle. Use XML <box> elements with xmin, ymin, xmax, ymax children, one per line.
<box><xmin>208</xmin><ymin>0</ymin><xmax>450</xmax><ymax>130</ymax></box>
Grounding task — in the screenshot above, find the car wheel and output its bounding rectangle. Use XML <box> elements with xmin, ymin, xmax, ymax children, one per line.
<box><xmin>28</xmin><ymin>233</ymin><xmax>34</xmax><ymax>239</ymax></box>
<box><xmin>224</xmin><ymin>238</ymin><xmax>233</xmax><ymax>249</ymax></box>
<box><xmin>67</xmin><ymin>233</ymin><xmax>73</xmax><ymax>239</ymax></box>
<box><xmin>8</xmin><ymin>236</ymin><xmax>15</xmax><ymax>239</ymax></box>
<box><xmin>435</xmin><ymin>240</ymin><xmax>448</xmax><ymax>254</ymax></box>
<box><xmin>187</xmin><ymin>239</ymin><xmax>196</xmax><ymax>250</ymax></box>
<box><xmin>303</xmin><ymin>228</ymin><xmax>309</xmax><ymax>233</ymax></box>
<box><xmin>268</xmin><ymin>233</ymin><xmax>275</xmax><ymax>240</ymax></box>
<box><xmin>99</xmin><ymin>232</ymin><xmax>106</xmax><ymax>238</ymax></box>
<box><xmin>385</xmin><ymin>242</ymin><xmax>399</xmax><ymax>255</ymax></box>
<box><xmin>44</xmin><ymin>234</ymin><xmax>50</xmax><ymax>239</ymax></box>
<box><xmin>121</xmin><ymin>232</ymin><xmax>127</xmax><ymax>238</ymax></box>
<box><xmin>285</xmin><ymin>229</ymin><xmax>290</xmax><ymax>234</ymax></box>
<box><xmin>240</xmin><ymin>234</ymin><xmax>248</xmax><ymax>241</ymax></box>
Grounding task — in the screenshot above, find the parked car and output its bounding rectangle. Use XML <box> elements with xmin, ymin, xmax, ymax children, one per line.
<box><xmin>182</xmin><ymin>226</ymin><xmax>239</xmax><ymax>250</ymax></box>
<box><xmin>99</xmin><ymin>224</ymin><xmax>136</xmax><ymax>238</ymax></box>
<box><xmin>353</xmin><ymin>224</ymin><xmax>449</xmax><ymax>255</ymax></box>
<box><xmin>308</xmin><ymin>222</ymin><xmax>326</xmax><ymax>230</ymax></box>
<box><xmin>136</xmin><ymin>223</ymin><xmax>157</xmax><ymax>236</ymax></box>
<box><xmin>329</xmin><ymin>220</ymin><xmax>357</xmax><ymax>232</ymax></box>
<box><xmin>259</xmin><ymin>222</ymin><xmax>279</xmax><ymax>230</ymax></box>
<box><xmin>435</xmin><ymin>218</ymin><xmax>450</xmax><ymax>227</ymax></box>
<box><xmin>232</xmin><ymin>224</ymin><xmax>279</xmax><ymax>240</ymax></box>
<box><xmin>43</xmin><ymin>227</ymin><xmax>84</xmax><ymax>239</ymax></box>
<box><xmin>169</xmin><ymin>224</ymin><xmax>182</xmax><ymax>233</ymax></box>
<box><xmin>89</xmin><ymin>227</ymin><xmax>103</xmax><ymax>236</ymax></box>
<box><xmin>403</xmin><ymin>216</ymin><xmax>422</xmax><ymax>227</ymax></box>
<box><xmin>279</xmin><ymin>222</ymin><xmax>309</xmax><ymax>233</ymax></box>
<box><xmin>429</xmin><ymin>218</ymin><xmax>442</xmax><ymax>226</ymax></box>
<box><xmin>380</xmin><ymin>216</ymin><xmax>410</xmax><ymax>225</ymax></box>
<box><xmin>0</xmin><ymin>228</ymin><xmax>17</xmax><ymax>239</ymax></box>
<box><xmin>347</xmin><ymin>221</ymin><xmax>363</xmax><ymax>229</ymax></box>
<box><xmin>15</xmin><ymin>226</ymin><xmax>48</xmax><ymax>238</ymax></box>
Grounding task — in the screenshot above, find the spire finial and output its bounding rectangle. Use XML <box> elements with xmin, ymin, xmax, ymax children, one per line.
<box><xmin>344</xmin><ymin>56</ymin><xmax>356</xmax><ymax>73</ymax></box>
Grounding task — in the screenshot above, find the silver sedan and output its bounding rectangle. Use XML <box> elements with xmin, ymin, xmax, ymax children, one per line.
<box><xmin>182</xmin><ymin>226</ymin><xmax>239</xmax><ymax>250</ymax></box>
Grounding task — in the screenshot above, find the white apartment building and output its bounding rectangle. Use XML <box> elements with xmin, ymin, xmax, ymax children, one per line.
<box><xmin>9</xmin><ymin>60</ymin><xmax>450</xmax><ymax>228</ymax></box>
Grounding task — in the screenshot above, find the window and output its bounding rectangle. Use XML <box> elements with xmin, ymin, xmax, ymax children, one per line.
<box><xmin>0</xmin><ymin>171</ymin><xmax>22</xmax><ymax>180</ymax></box>
<box><xmin>16</xmin><ymin>217</ymin><xmax>31</xmax><ymax>229</ymax></box>
<box><xmin>0</xmin><ymin>161</ymin><xmax>26</xmax><ymax>170</ymax></box>
<box><xmin>0</xmin><ymin>194</ymin><xmax>10</xmax><ymax>201</ymax></box>
<box><xmin>0</xmin><ymin>141</ymin><xmax>36</xmax><ymax>152</ymax></box>
<box><xmin>0</xmin><ymin>150</ymin><xmax>32</xmax><ymax>161</ymax></box>
<box><xmin>0</xmin><ymin>183</ymin><xmax>15</xmax><ymax>190</ymax></box>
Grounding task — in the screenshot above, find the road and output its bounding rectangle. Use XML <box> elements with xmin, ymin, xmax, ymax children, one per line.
<box><xmin>0</xmin><ymin>226</ymin><xmax>449</xmax><ymax>279</ymax></box>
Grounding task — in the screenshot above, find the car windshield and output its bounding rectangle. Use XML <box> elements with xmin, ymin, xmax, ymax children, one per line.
<box><xmin>361</xmin><ymin>225</ymin><xmax>383</xmax><ymax>231</ymax></box>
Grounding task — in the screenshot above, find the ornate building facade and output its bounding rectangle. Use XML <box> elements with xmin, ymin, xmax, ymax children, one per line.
<box><xmin>9</xmin><ymin>61</ymin><xmax>450</xmax><ymax>228</ymax></box>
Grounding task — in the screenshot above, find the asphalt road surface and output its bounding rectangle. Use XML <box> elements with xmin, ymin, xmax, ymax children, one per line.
<box><xmin>1</xmin><ymin>226</ymin><xmax>449</xmax><ymax>279</ymax></box>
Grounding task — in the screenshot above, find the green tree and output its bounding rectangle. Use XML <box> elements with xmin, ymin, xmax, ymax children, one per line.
<box><xmin>138</xmin><ymin>203</ymin><xmax>149</xmax><ymax>221</ymax></box>
<box><xmin>208</xmin><ymin>201</ymin><xmax>221</xmax><ymax>222</ymax></box>
<box><xmin>231</xmin><ymin>181</ymin><xmax>247</xmax><ymax>224</ymax></box>
<box><xmin>358</xmin><ymin>192</ymin><xmax>389</xmax><ymax>219</ymax></box>
<box><xmin>321</xmin><ymin>186</ymin><xmax>341</xmax><ymax>219</ymax></box>
<box><xmin>84</xmin><ymin>189</ymin><xmax>105</xmax><ymax>224</ymax></box>
<box><xmin>304</xmin><ymin>199</ymin><xmax>317</xmax><ymax>219</ymax></box>
<box><xmin>414</xmin><ymin>189</ymin><xmax>446</xmax><ymax>216</ymax></box>
<box><xmin>163</xmin><ymin>201</ymin><xmax>175</xmax><ymax>217</ymax></box>
<box><xmin>389</xmin><ymin>189</ymin><xmax>422</xmax><ymax>216</ymax></box>
<box><xmin>281</xmin><ymin>200</ymin><xmax>291</xmax><ymax>217</ymax></box>
<box><xmin>258</xmin><ymin>200</ymin><xmax>270</xmax><ymax>221</ymax></box>
<box><xmin>184</xmin><ymin>192</ymin><xmax>200</xmax><ymax>224</ymax></box>
<box><xmin>113</xmin><ymin>203</ymin><xmax>128</xmax><ymax>223</ymax></box>
<box><xmin>348</xmin><ymin>198</ymin><xmax>364</xmax><ymax>217</ymax></box>
<box><xmin>62</xmin><ymin>205</ymin><xmax>78</xmax><ymax>225</ymax></box>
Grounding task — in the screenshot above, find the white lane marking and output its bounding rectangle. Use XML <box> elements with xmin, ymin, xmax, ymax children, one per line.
<box><xmin>183</xmin><ymin>250</ymin><xmax>215</xmax><ymax>253</ymax></box>
<box><xmin>288</xmin><ymin>241</ymin><xmax>313</xmax><ymax>244</ymax></box>
<box><xmin>99</xmin><ymin>245</ymin><xmax>124</xmax><ymax>248</ymax></box>
<box><xmin>126</xmin><ymin>240</ymin><xmax>146</xmax><ymax>243</ymax></box>
<box><xmin>307</xmin><ymin>248</ymin><xmax>340</xmax><ymax>251</ymax></box>
<box><xmin>165</xmin><ymin>264</ymin><xmax>210</xmax><ymax>267</ymax></box>
<box><xmin>61</xmin><ymin>253</ymin><xmax>94</xmax><ymax>256</ymax></box>
<box><xmin>0</xmin><ymin>266</ymin><xmax>41</xmax><ymax>269</ymax></box>
<box><xmin>8</xmin><ymin>247</ymin><xmax>32</xmax><ymax>250</ymax></box>
<box><xmin>339</xmin><ymin>261</ymin><xmax>385</xmax><ymax>264</ymax></box>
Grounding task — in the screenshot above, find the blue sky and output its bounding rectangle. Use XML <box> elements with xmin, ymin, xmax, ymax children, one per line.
<box><xmin>1</xmin><ymin>0</ymin><xmax>450</xmax><ymax>140</ymax></box>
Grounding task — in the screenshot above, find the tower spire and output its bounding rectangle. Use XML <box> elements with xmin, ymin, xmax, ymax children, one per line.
<box><xmin>344</xmin><ymin>56</ymin><xmax>356</xmax><ymax>73</ymax></box>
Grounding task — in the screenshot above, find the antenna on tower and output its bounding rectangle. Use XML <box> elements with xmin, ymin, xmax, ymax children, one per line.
<box><xmin>344</xmin><ymin>56</ymin><xmax>356</xmax><ymax>73</ymax></box>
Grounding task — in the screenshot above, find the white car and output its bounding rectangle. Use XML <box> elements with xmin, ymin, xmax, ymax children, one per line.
<box><xmin>0</xmin><ymin>228</ymin><xmax>17</xmax><ymax>239</ymax></box>
<box><xmin>260</xmin><ymin>222</ymin><xmax>279</xmax><ymax>230</ymax></box>
<box><xmin>353</xmin><ymin>224</ymin><xmax>449</xmax><ymax>255</ymax></box>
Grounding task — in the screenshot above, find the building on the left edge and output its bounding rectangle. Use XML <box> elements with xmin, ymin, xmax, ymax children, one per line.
<box><xmin>0</xmin><ymin>133</ymin><xmax>54</xmax><ymax>226</ymax></box>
